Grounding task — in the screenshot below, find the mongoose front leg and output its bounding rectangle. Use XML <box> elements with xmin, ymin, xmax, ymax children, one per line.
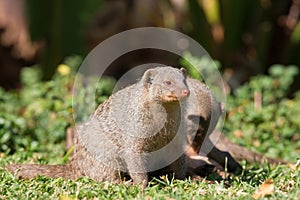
<box><xmin>123</xmin><ymin>152</ymin><xmax>149</xmax><ymax>188</ymax></box>
<box><xmin>129</xmin><ymin>172</ymin><xmax>148</xmax><ymax>188</ymax></box>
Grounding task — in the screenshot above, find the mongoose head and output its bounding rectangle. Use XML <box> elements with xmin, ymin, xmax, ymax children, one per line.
<box><xmin>141</xmin><ymin>66</ymin><xmax>190</xmax><ymax>103</ymax></box>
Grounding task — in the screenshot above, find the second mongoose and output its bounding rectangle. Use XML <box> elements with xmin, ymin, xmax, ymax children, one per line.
<box><xmin>185</xmin><ymin>78</ymin><xmax>242</xmax><ymax>173</ymax></box>
<box><xmin>185</xmin><ymin>78</ymin><xmax>285</xmax><ymax>173</ymax></box>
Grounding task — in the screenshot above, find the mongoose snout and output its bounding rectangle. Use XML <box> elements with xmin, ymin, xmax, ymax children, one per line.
<box><xmin>165</xmin><ymin>88</ymin><xmax>190</xmax><ymax>102</ymax></box>
<box><xmin>181</xmin><ymin>89</ymin><xmax>190</xmax><ymax>96</ymax></box>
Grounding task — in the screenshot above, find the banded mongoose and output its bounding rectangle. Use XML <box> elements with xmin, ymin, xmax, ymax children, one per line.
<box><xmin>8</xmin><ymin>66</ymin><xmax>191</xmax><ymax>187</ymax></box>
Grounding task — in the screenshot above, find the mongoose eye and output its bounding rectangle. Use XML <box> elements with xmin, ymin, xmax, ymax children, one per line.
<box><xmin>164</xmin><ymin>81</ymin><xmax>172</xmax><ymax>85</ymax></box>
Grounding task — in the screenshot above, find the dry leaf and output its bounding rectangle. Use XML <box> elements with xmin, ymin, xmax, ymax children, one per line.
<box><xmin>59</xmin><ymin>195</ymin><xmax>76</xmax><ymax>200</ymax></box>
<box><xmin>253</xmin><ymin>139</ymin><xmax>260</xmax><ymax>147</ymax></box>
<box><xmin>252</xmin><ymin>179</ymin><xmax>274</xmax><ymax>199</ymax></box>
<box><xmin>144</xmin><ymin>196</ymin><xmax>152</xmax><ymax>200</ymax></box>
<box><xmin>288</xmin><ymin>162</ymin><xmax>300</xmax><ymax>171</ymax></box>
<box><xmin>234</xmin><ymin>129</ymin><xmax>244</xmax><ymax>138</ymax></box>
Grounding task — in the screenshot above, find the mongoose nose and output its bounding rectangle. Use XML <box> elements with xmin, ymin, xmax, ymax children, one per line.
<box><xmin>181</xmin><ymin>89</ymin><xmax>190</xmax><ymax>97</ymax></box>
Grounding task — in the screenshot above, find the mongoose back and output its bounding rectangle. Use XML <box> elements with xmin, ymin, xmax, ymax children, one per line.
<box><xmin>8</xmin><ymin>66</ymin><xmax>190</xmax><ymax>187</ymax></box>
<box><xmin>185</xmin><ymin>78</ymin><xmax>242</xmax><ymax>173</ymax></box>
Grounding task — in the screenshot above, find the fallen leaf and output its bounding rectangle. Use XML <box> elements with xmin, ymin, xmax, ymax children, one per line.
<box><xmin>59</xmin><ymin>195</ymin><xmax>75</xmax><ymax>200</ymax></box>
<box><xmin>234</xmin><ymin>129</ymin><xmax>244</xmax><ymax>138</ymax></box>
<box><xmin>253</xmin><ymin>139</ymin><xmax>260</xmax><ymax>147</ymax></box>
<box><xmin>288</xmin><ymin>160</ymin><xmax>300</xmax><ymax>170</ymax></box>
<box><xmin>252</xmin><ymin>179</ymin><xmax>274</xmax><ymax>199</ymax></box>
<box><xmin>144</xmin><ymin>196</ymin><xmax>152</xmax><ymax>200</ymax></box>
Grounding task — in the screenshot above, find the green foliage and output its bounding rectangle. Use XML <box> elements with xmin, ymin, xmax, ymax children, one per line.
<box><xmin>95</xmin><ymin>77</ymin><xmax>117</xmax><ymax>104</ymax></box>
<box><xmin>180</xmin><ymin>52</ymin><xmax>221</xmax><ymax>81</ymax></box>
<box><xmin>225</xmin><ymin>64</ymin><xmax>300</xmax><ymax>161</ymax></box>
<box><xmin>0</xmin><ymin>55</ymin><xmax>115</xmax><ymax>153</ymax></box>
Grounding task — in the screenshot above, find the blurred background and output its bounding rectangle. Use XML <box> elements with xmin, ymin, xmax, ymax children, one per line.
<box><xmin>0</xmin><ymin>0</ymin><xmax>300</xmax><ymax>91</ymax></box>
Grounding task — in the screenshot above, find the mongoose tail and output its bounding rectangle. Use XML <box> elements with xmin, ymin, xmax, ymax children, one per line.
<box><xmin>212</xmin><ymin>130</ymin><xmax>287</xmax><ymax>165</ymax></box>
<box><xmin>7</xmin><ymin>164</ymin><xmax>72</xmax><ymax>179</ymax></box>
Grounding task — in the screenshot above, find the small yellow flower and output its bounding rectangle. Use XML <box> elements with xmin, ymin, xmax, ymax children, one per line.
<box><xmin>57</xmin><ymin>64</ymin><xmax>71</xmax><ymax>75</ymax></box>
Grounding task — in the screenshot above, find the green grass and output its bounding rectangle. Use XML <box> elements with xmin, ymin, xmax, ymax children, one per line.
<box><xmin>1</xmin><ymin>148</ymin><xmax>299</xmax><ymax>199</ymax></box>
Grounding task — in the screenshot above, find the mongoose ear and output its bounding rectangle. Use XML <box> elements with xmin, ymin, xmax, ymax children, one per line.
<box><xmin>141</xmin><ymin>68</ymin><xmax>156</xmax><ymax>85</ymax></box>
<box><xmin>180</xmin><ymin>68</ymin><xmax>187</xmax><ymax>77</ymax></box>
